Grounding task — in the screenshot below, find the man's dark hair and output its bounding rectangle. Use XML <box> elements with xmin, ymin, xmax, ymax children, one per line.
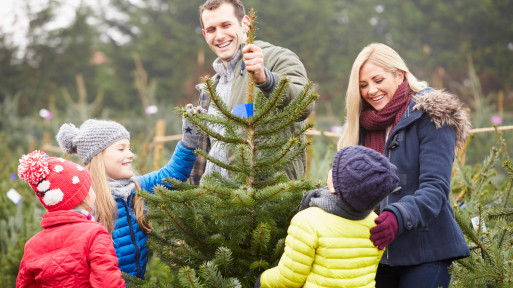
<box><xmin>199</xmin><ymin>0</ymin><xmax>246</xmax><ymax>28</ymax></box>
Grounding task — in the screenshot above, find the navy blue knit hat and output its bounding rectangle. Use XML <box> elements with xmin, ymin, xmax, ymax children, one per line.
<box><xmin>332</xmin><ymin>146</ymin><xmax>399</xmax><ymax>220</ymax></box>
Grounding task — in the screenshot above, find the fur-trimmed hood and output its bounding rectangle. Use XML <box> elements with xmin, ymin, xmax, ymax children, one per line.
<box><xmin>413</xmin><ymin>89</ymin><xmax>471</xmax><ymax>149</ymax></box>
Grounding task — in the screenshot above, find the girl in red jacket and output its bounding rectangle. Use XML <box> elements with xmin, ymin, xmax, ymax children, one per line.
<box><xmin>16</xmin><ymin>150</ymin><xmax>125</xmax><ymax>288</ymax></box>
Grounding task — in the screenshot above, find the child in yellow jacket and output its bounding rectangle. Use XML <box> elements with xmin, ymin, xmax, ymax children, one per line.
<box><xmin>256</xmin><ymin>146</ymin><xmax>400</xmax><ymax>288</ymax></box>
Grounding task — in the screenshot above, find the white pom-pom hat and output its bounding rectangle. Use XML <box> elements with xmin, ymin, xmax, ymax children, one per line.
<box><xmin>18</xmin><ymin>150</ymin><xmax>92</xmax><ymax>212</ymax></box>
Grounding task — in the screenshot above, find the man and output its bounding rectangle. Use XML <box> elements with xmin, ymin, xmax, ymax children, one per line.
<box><xmin>190</xmin><ymin>0</ymin><xmax>314</xmax><ymax>184</ymax></box>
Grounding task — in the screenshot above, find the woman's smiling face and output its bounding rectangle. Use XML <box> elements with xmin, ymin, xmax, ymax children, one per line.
<box><xmin>359</xmin><ymin>61</ymin><xmax>404</xmax><ymax>111</ymax></box>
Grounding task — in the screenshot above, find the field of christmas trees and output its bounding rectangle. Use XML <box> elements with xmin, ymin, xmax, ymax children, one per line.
<box><xmin>1</xmin><ymin>63</ymin><xmax>512</xmax><ymax>288</ymax></box>
<box><xmin>2</xmin><ymin>0</ymin><xmax>513</xmax><ymax>287</ymax></box>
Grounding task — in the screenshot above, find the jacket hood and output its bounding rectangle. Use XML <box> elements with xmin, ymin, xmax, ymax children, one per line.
<box><xmin>253</xmin><ymin>40</ymin><xmax>272</xmax><ymax>50</ymax></box>
<box><xmin>413</xmin><ymin>89</ymin><xmax>471</xmax><ymax>149</ymax></box>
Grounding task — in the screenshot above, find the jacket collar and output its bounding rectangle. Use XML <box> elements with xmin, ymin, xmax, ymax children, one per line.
<box><xmin>40</xmin><ymin>210</ymin><xmax>88</xmax><ymax>229</ymax></box>
<box><xmin>389</xmin><ymin>87</ymin><xmax>470</xmax><ymax>149</ymax></box>
<box><xmin>412</xmin><ymin>88</ymin><xmax>471</xmax><ymax>149</ymax></box>
<box><xmin>212</xmin><ymin>49</ymin><xmax>242</xmax><ymax>81</ymax></box>
<box><xmin>299</xmin><ymin>187</ymin><xmax>372</xmax><ymax>220</ymax></box>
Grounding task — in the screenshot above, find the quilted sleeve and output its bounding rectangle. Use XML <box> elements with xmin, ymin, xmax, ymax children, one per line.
<box><xmin>260</xmin><ymin>210</ymin><xmax>317</xmax><ymax>288</ymax></box>
<box><xmin>137</xmin><ymin>141</ymin><xmax>197</xmax><ymax>192</ymax></box>
<box><xmin>88</xmin><ymin>227</ymin><xmax>125</xmax><ymax>288</ymax></box>
<box><xmin>257</xmin><ymin>42</ymin><xmax>313</xmax><ymax>122</ymax></box>
<box><xmin>16</xmin><ymin>254</ymin><xmax>36</xmax><ymax>288</ymax></box>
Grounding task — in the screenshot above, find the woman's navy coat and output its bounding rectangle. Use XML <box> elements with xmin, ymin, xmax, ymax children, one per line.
<box><xmin>362</xmin><ymin>88</ymin><xmax>471</xmax><ymax>266</ymax></box>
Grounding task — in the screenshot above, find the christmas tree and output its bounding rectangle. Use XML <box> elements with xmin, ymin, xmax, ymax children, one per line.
<box><xmin>450</xmin><ymin>129</ymin><xmax>513</xmax><ymax>287</ymax></box>
<box><xmin>139</xmin><ymin>9</ymin><xmax>319</xmax><ymax>287</ymax></box>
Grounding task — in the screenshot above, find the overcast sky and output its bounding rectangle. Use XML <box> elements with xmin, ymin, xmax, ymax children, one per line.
<box><xmin>1</xmin><ymin>0</ymin><xmax>75</xmax><ymax>45</ymax></box>
<box><xmin>0</xmin><ymin>0</ymin><xmax>117</xmax><ymax>56</ymax></box>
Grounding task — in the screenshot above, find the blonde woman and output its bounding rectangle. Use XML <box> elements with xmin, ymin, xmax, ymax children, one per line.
<box><xmin>338</xmin><ymin>43</ymin><xmax>470</xmax><ymax>288</ymax></box>
<box><xmin>56</xmin><ymin>105</ymin><xmax>204</xmax><ymax>280</ymax></box>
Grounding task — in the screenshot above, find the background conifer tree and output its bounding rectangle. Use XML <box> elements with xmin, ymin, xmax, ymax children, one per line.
<box><xmin>139</xmin><ymin>10</ymin><xmax>319</xmax><ymax>287</ymax></box>
<box><xmin>450</xmin><ymin>130</ymin><xmax>513</xmax><ymax>287</ymax></box>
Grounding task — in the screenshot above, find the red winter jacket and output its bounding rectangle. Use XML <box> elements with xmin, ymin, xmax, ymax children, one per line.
<box><xmin>16</xmin><ymin>210</ymin><xmax>125</xmax><ymax>288</ymax></box>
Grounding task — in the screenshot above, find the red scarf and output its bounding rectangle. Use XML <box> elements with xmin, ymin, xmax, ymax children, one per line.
<box><xmin>359</xmin><ymin>81</ymin><xmax>413</xmax><ymax>154</ymax></box>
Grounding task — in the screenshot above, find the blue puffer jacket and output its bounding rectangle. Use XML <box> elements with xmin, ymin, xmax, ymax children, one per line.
<box><xmin>112</xmin><ymin>141</ymin><xmax>196</xmax><ymax>279</ymax></box>
<box><xmin>362</xmin><ymin>88</ymin><xmax>471</xmax><ymax>266</ymax></box>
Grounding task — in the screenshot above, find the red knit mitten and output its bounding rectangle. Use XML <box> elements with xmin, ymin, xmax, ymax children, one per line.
<box><xmin>370</xmin><ymin>211</ymin><xmax>398</xmax><ymax>250</ymax></box>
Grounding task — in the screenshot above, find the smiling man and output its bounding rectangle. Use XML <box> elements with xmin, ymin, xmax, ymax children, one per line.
<box><xmin>191</xmin><ymin>0</ymin><xmax>315</xmax><ymax>184</ymax></box>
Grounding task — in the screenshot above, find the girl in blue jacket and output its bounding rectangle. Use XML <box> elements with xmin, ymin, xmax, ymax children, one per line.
<box><xmin>56</xmin><ymin>105</ymin><xmax>204</xmax><ymax>280</ymax></box>
<box><xmin>337</xmin><ymin>43</ymin><xmax>470</xmax><ymax>288</ymax></box>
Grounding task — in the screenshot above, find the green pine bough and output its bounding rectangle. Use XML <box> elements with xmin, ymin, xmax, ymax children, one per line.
<box><xmin>449</xmin><ymin>129</ymin><xmax>513</xmax><ymax>287</ymax></box>
<box><xmin>138</xmin><ymin>8</ymin><xmax>322</xmax><ymax>287</ymax></box>
<box><xmin>139</xmin><ymin>25</ymin><xmax>320</xmax><ymax>288</ymax></box>
<box><xmin>140</xmin><ymin>75</ymin><xmax>319</xmax><ymax>287</ymax></box>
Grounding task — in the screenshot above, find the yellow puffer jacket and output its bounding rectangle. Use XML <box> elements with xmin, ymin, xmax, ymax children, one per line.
<box><xmin>261</xmin><ymin>207</ymin><xmax>383</xmax><ymax>288</ymax></box>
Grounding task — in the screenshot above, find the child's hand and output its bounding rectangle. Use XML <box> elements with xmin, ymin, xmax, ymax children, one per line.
<box><xmin>181</xmin><ymin>104</ymin><xmax>206</xmax><ymax>149</ymax></box>
<box><xmin>327</xmin><ymin>169</ymin><xmax>336</xmax><ymax>194</ymax></box>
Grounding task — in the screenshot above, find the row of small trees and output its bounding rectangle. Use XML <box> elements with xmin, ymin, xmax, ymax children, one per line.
<box><xmin>450</xmin><ymin>131</ymin><xmax>513</xmax><ymax>287</ymax></box>
<box><xmin>1</xmin><ymin>93</ymin><xmax>512</xmax><ymax>287</ymax></box>
<box><xmin>2</xmin><ymin>121</ymin><xmax>511</xmax><ymax>287</ymax></box>
<box><xmin>1</xmin><ymin>4</ymin><xmax>513</xmax><ymax>285</ymax></box>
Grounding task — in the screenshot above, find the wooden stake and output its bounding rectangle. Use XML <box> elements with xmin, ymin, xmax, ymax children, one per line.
<box><xmin>153</xmin><ymin>120</ymin><xmax>166</xmax><ymax>170</ymax></box>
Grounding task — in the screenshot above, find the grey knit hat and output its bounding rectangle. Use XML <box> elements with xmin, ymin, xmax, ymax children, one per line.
<box><xmin>332</xmin><ymin>146</ymin><xmax>400</xmax><ymax>220</ymax></box>
<box><xmin>56</xmin><ymin>119</ymin><xmax>130</xmax><ymax>165</ymax></box>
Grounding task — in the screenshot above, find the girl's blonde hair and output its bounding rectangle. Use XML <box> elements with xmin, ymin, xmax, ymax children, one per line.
<box><xmin>337</xmin><ymin>43</ymin><xmax>428</xmax><ymax>150</ymax></box>
<box><xmin>74</xmin><ymin>187</ymin><xmax>95</xmax><ymax>214</ymax></box>
<box><xmin>87</xmin><ymin>152</ymin><xmax>152</xmax><ymax>234</ymax></box>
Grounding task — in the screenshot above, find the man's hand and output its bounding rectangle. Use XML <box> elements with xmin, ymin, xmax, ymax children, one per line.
<box><xmin>243</xmin><ymin>44</ymin><xmax>266</xmax><ymax>84</ymax></box>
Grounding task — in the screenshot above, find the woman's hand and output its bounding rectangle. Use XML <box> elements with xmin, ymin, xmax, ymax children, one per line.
<box><xmin>370</xmin><ymin>211</ymin><xmax>398</xmax><ymax>250</ymax></box>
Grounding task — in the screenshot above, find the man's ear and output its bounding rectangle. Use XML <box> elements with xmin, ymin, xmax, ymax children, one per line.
<box><xmin>202</xmin><ymin>29</ymin><xmax>206</xmax><ymax>39</ymax></box>
<box><xmin>241</xmin><ymin>15</ymin><xmax>251</xmax><ymax>33</ymax></box>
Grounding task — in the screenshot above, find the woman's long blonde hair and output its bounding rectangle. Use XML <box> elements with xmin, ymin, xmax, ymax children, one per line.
<box><xmin>337</xmin><ymin>43</ymin><xmax>428</xmax><ymax>150</ymax></box>
<box><xmin>87</xmin><ymin>152</ymin><xmax>152</xmax><ymax>234</ymax></box>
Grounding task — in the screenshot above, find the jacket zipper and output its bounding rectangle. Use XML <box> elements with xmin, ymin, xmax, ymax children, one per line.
<box><xmin>385</xmin><ymin>134</ymin><xmax>399</xmax><ymax>262</ymax></box>
<box><xmin>379</xmin><ymin>100</ymin><xmax>415</xmax><ymax>263</ymax></box>
<box><xmin>386</xmin><ymin>147</ymin><xmax>392</xmax><ymax>261</ymax></box>
<box><xmin>119</xmin><ymin>195</ymin><xmax>142</xmax><ymax>278</ymax></box>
